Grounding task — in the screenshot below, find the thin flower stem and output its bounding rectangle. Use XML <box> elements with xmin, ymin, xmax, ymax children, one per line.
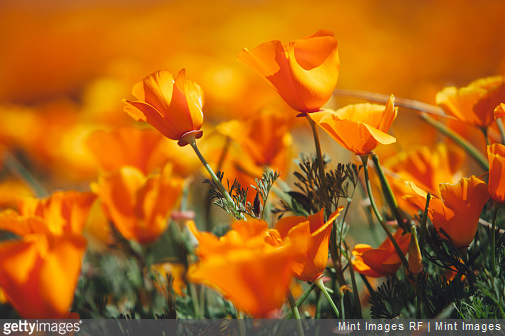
<box><xmin>343</xmin><ymin>240</ymin><xmax>362</xmax><ymax>318</ymax></box>
<box><xmin>482</xmin><ymin>127</ymin><xmax>491</xmax><ymax>146</ymax></box>
<box><xmin>360</xmin><ymin>155</ymin><xmax>409</xmax><ymax>269</ymax></box>
<box><xmin>188</xmin><ymin>137</ymin><xmax>246</xmax><ymax>220</ymax></box>
<box><xmin>306</xmin><ymin>116</ymin><xmax>331</xmax><ymax>215</ymax></box>
<box><xmin>419</xmin><ymin>193</ymin><xmax>431</xmax><ymax>250</ymax></box>
<box><xmin>359</xmin><ymin>274</ymin><xmax>375</xmax><ymax>296</ymax></box>
<box><xmin>2</xmin><ymin>151</ymin><xmax>48</xmax><ymax>197</ymax></box>
<box><xmin>491</xmin><ymin>203</ymin><xmax>500</xmax><ymax>274</ymax></box>
<box><xmin>496</xmin><ymin>118</ymin><xmax>505</xmax><ymax>145</ymax></box>
<box><xmin>314</xmin><ymin>277</ymin><xmax>339</xmax><ymax>318</ymax></box>
<box><xmin>287</xmin><ymin>289</ymin><xmax>304</xmax><ymax>336</ymax></box>
<box><xmin>371</xmin><ymin>152</ymin><xmax>406</xmax><ymax>231</ymax></box>
<box><xmin>420</xmin><ymin>113</ymin><xmax>489</xmax><ymax>171</ymax></box>
<box><xmin>283</xmin><ymin>282</ymin><xmax>317</xmax><ymax>319</ymax></box>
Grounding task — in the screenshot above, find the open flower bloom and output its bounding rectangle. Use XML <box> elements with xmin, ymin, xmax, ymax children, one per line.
<box><xmin>487</xmin><ymin>144</ymin><xmax>505</xmax><ymax>204</ymax></box>
<box><xmin>405</xmin><ymin>176</ymin><xmax>490</xmax><ymax>249</ymax></box>
<box><xmin>309</xmin><ymin>95</ymin><xmax>397</xmax><ymax>155</ymax></box>
<box><xmin>436</xmin><ymin>76</ymin><xmax>505</xmax><ymax>128</ymax></box>
<box><xmin>187</xmin><ymin>220</ymin><xmax>298</xmax><ymax>317</ymax></box>
<box><xmin>124</xmin><ymin>69</ymin><xmax>204</xmax><ymax>146</ymax></box>
<box><xmin>238</xmin><ymin>30</ymin><xmax>339</xmax><ymax>113</ymax></box>
<box><xmin>92</xmin><ymin>165</ymin><xmax>184</xmax><ymax>244</ymax></box>
<box><xmin>383</xmin><ymin>143</ymin><xmax>465</xmax><ymax>214</ymax></box>
<box><xmin>352</xmin><ymin>229</ymin><xmax>411</xmax><ymax>278</ymax></box>
<box><xmin>0</xmin><ymin>191</ymin><xmax>95</xmax><ymax>318</ymax></box>
<box><xmin>273</xmin><ymin>207</ymin><xmax>343</xmax><ymax>281</ymax></box>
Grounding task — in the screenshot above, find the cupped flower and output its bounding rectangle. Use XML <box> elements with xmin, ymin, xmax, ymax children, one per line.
<box><xmin>187</xmin><ymin>220</ymin><xmax>297</xmax><ymax>317</ymax></box>
<box><xmin>405</xmin><ymin>176</ymin><xmax>490</xmax><ymax>249</ymax></box>
<box><xmin>124</xmin><ymin>69</ymin><xmax>204</xmax><ymax>146</ymax></box>
<box><xmin>92</xmin><ymin>165</ymin><xmax>184</xmax><ymax>244</ymax></box>
<box><xmin>352</xmin><ymin>229</ymin><xmax>411</xmax><ymax>278</ymax></box>
<box><xmin>487</xmin><ymin>144</ymin><xmax>505</xmax><ymax>204</ymax></box>
<box><xmin>309</xmin><ymin>95</ymin><xmax>397</xmax><ymax>155</ymax></box>
<box><xmin>238</xmin><ymin>30</ymin><xmax>339</xmax><ymax>113</ymax></box>
<box><xmin>273</xmin><ymin>207</ymin><xmax>343</xmax><ymax>281</ymax></box>
<box><xmin>436</xmin><ymin>76</ymin><xmax>505</xmax><ymax>128</ymax></box>
<box><xmin>0</xmin><ymin>191</ymin><xmax>95</xmax><ymax>318</ymax></box>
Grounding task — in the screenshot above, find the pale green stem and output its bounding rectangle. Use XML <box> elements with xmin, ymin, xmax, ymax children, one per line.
<box><xmin>2</xmin><ymin>151</ymin><xmax>47</xmax><ymax>197</ymax></box>
<box><xmin>420</xmin><ymin>113</ymin><xmax>489</xmax><ymax>171</ymax></box>
<box><xmin>283</xmin><ymin>282</ymin><xmax>317</xmax><ymax>319</ymax></box>
<box><xmin>343</xmin><ymin>240</ymin><xmax>362</xmax><ymax>318</ymax></box>
<box><xmin>314</xmin><ymin>277</ymin><xmax>339</xmax><ymax>318</ymax></box>
<box><xmin>419</xmin><ymin>193</ymin><xmax>431</xmax><ymax>250</ymax></box>
<box><xmin>496</xmin><ymin>118</ymin><xmax>505</xmax><ymax>145</ymax></box>
<box><xmin>482</xmin><ymin>127</ymin><xmax>491</xmax><ymax>146</ymax></box>
<box><xmin>306</xmin><ymin>116</ymin><xmax>330</xmax><ymax>215</ymax></box>
<box><xmin>371</xmin><ymin>152</ymin><xmax>406</xmax><ymax>231</ymax></box>
<box><xmin>287</xmin><ymin>290</ymin><xmax>304</xmax><ymax>336</ymax></box>
<box><xmin>188</xmin><ymin>138</ymin><xmax>246</xmax><ymax>220</ymax></box>
<box><xmin>491</xmin><ymin>203</ymin><xmax>500</xmax><ymax>274</ymax></box>
<box><xmin>360</xmin><ymin>155</ymin><xmax>409</xmax><ymax>269</ymax></box>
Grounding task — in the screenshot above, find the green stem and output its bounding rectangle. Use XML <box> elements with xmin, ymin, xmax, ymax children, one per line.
<box><xmin>419</xmin><ymin>193</ymin><xmax>431</xmax><ymax>250</ymax></box>
<box><xmin>344</xmin><ymin>240</ymin><xmax>362</xmax><ymax>318</ymax></box>
<box><xmin>482</xmin><ymin>127</ymin><xmax>491</xmax><ymax>146</ymax></box>
<box><xmin>287</xmin><ymin>290</ymin><xmax>304</xmax><ymax>336</ymax></box>
<box><xmin>283</xmin><ymin>283</ymin><xmax>317</xmax><ymax>319</ymax></box>
<box><xmin>360</xmin><ymin>155</ymin><xmax>409</xmax><ymax>269</ymax></box>
<box><xmin>491</xmin><ymin>203</ymin><xmax>500</xmax><ymax>274</ymax></box>
<box><xmin>496</xmin><ymin>118</ymin><xmax>505</xmax><ymax>145</ymax></box>
<box><xmin>371</xmin><ymin>152</ymin><xmax>406</xmax><ymax>231</ymax></box>
<box><xmin>188</xmin><ymin>137</ymin><xmax>246</xmax><ymax>220</ymax></box>
<box><xmin>2</xmin><ymin>151</ymin><xmax>47</xmax><ymax>197</ymax></box>
<box><xmin>359</xmin><ymin>274</ymin><xmax>375</xmax><ymax>296</ymax></box>
<box><xmin>314</xmin><ymin>277</ymin><xmax>339</xmax><ymax>318</ymax></box>
<box><xmin>420</xmin><ymin>113</ymin><xmax>489</xmax><ymax>171</ymax></box>
<box><xmin>306</xmin><ymin>117</ymin><xmax>330</xmax><ymax>215</ymax></box>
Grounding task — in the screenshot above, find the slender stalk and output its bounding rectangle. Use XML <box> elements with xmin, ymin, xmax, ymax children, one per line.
<box><xmin>359</xmin><ymin>274</ymin><xmax>375</xmax><ymax>296</ymax></box>
<box><xmin>188</xmin><ymin>137</ymin><xmax>246</xmax><ymax>220</ymax></box>
<box><xmin>306</xmin><ymin>116</ymin><xmax>330</xmax><ymax>215</ymax></box>
<box><xmin>287</xmin><ymin>290</ymin><xmax>304</xmax><ymax>336</ymax></box>
<box><xmin>482</xmin><ymin>127</ymin><xmax>491</xmax><ymax>146</ymax></box>
<box><xmin>496</xmin><ymin>118</ymin><xmax>505</xmax><ymax>145</ymax></box>
<box><xmin>314</xmin><ymin>277</ymin><xmax>339</xmax><ymax>318</ymax></box>
<box><xmin>343</xmin><ymin>240</ymin><xmax>362</xmax><ymax>318</ymax></box>
<box><xmin>360</xmin><ymin>155</ymin><xmax>409</xmax><ymax>269</ymax></box>
<box><xmin>2</xmin><ymin>151</ymin><xmax>48</xmax><ymax>197</ymax></box>
<box><xmin>419</xmin><ymin>193</ymin><xmax>431</xmax><ymax>250</ymax></box>
<box><xmin>283</xmin><ymin>282</ymin><xmax>317</xmax><ymax>319</ymax></box>
<box><xmin>491</xmin><ymin>203</ymin><xmax>500</xmax><ymax>274</ymax></box>
<box><xmin>371</xmin><ymin>152</ymin><xmax>406</xmax><ymax>231</ymax></box>
<box><xmin>420</xmin><ymin>113</ymin><xmax>489</xmax><ymax>171</ymax></box>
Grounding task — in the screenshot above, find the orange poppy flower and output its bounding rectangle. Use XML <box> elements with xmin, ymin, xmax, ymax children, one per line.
<box><xmin>238</xmin><ymin>30</ymin><xmax>339</xmax><ymax>114</ymax></box>
<box><xmin>309</xmin><ymin>95</ymin><xmax>397</xmax><ymax>155</ymax></box>
<box><xmin>187</xmin><ymin>220</ymin><xmax>297</xmax><ymax>317</ymax></box>
<box><xmin>0</xmin><ymin>191</ymin><xmax>95</xmax><ymax>318</ymax></box>
<box><xmin>124</xmin><ymin>69</ymin><xmax>204</xmax><ymax>146</ymax></box>
<box><xmin>487</xmin><ymin>144</ymin><xmax>505</xmax><ymax>205</ymax></box>
<box><xmin>92</xmin><ymin>165</ymin><xmax>184</xmax><ymax>244</ymax></box>
<box><xmin>436</xmin><ymin>76</ymin><xmax>505</xmax><ymax>128</ymax></box>
<box><xmin>352</xmin><ymin>229</ymin><xmax>411</xmax><ymax>278</ymax></box>
<box><xmin>406</xmin><ymin>176</ymin><xmax>490</xmax><ymax>249</ymax></box>
<box><xmin>273</xmin><ymin>207</ymin><xmax>343</xmax><ymax>281</ymax></box>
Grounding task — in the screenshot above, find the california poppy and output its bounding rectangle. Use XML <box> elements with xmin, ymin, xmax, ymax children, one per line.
<box><xmin>495</xmin><ymin>103</ymin><xmax>505</xmax><ymax>119</ymax></box>
<box><xmin>238</xmin><ymin>30</ymin><xmax>339</xmax><ymax>114</ymax></box>
<box><xmin>487</xmin><ymin>144</ymin><xmax>505</xmax><ymax>205</ymax></box>
<box><xmin>273</xmin><ymin>207</ymin><xmax>343</xmax><ymax>281</ymax></box>
<box><xmin>187</xmin><ymin>220</ymin><xmax>297</xmax><ymax>317</ymax></box>
<box><xmin>352</xmin><ymin>229</ymin><xmax>411</xmax><ymax>278</ymax></box>
<box><xmin>124</xmin><ymin>69</ymin><xmax>204</xmax><ymax>146</ymax></box>
<box><xmin>406</xmin><ymin>176</ymin><xmax>490</xmax><ymax>249</ymax></box>
<box><xmin>436</xmin><ymin>76</ymin><xmax>505</xmax><ymax>128</ymax></box>
<box><xmin>0</xmin><ymin>191</ymin><xmax>95</xmax><ymax>318</ymax></box>
<box><xmin>92</xmin><ymin>165</ymin><xmax>184</xmax><ymax>244</ymax></box>
<box><xmin>309</xmin><ymin>95</ymin><xmax>397</xmax><ymax>155</ymax></box>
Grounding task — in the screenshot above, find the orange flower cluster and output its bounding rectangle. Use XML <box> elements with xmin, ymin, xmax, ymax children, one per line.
<box><xmin>0</xmin><ymin>191</ymin><xmax>95</xmax><ymax>318</ymax></box>
<box><xmin>187</xmin><ymin>207</ymin><xmax>342</xmax><ymax>316</ymax></box>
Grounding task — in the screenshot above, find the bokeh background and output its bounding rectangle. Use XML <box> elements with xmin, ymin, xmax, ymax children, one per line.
<box><xmin>1</xmin><ymin>0</ymin><xmax>504</xmax><ymax>205</ymax></box>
